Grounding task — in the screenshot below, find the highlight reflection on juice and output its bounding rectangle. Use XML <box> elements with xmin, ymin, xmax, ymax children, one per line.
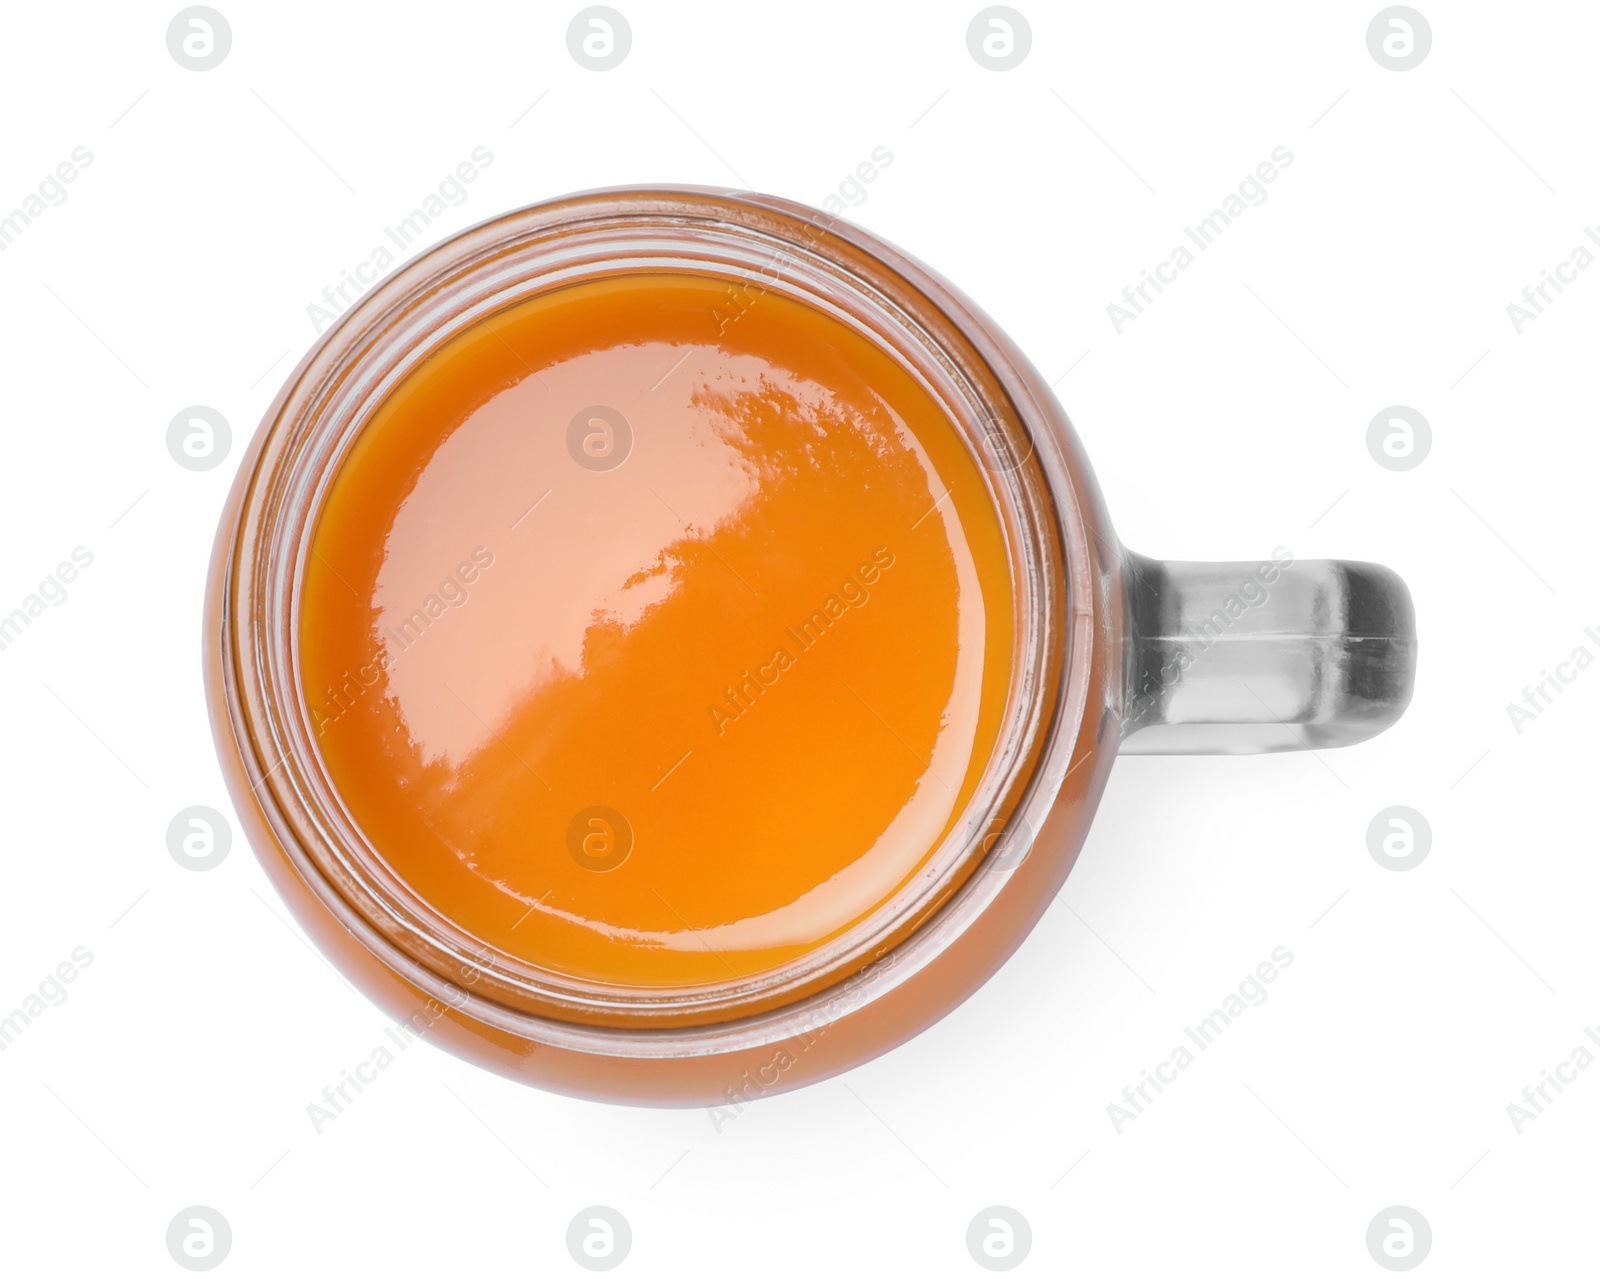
<box><xmin>299</xmin><ymin>272</ymin><xmax>1015</xmax><ymax>990</ymax></box>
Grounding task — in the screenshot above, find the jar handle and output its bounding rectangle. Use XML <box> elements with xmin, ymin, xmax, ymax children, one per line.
<box><xmin>1117</xmin><ymin>549</ymin><xmax>1417</xmax><ymax>754</ymax></box>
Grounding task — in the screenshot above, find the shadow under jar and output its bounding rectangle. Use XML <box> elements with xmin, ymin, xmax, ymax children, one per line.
<box><xmin>206</xmin><ymin>187</ymin><xmax>1416</xmax><ymax>1106</ymax></box>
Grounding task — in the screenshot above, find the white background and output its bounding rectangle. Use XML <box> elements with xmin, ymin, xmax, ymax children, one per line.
<box><xmin>2</xmin><ymin>1</ymin><xmax>1595</xmax><ymax>1273</ymax></box>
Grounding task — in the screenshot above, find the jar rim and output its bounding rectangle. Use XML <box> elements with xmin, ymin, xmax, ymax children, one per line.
<box><xmin>214</xmin><ymin>186</ymin><xmax>1098</xmax><ymax>1057</ymax></box>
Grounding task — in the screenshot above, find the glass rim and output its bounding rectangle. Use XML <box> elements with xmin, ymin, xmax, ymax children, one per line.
<box><xmin>215</xmin><ymin>185</ymin><xmax>1099</xmax><ymax>1057</ymax></box>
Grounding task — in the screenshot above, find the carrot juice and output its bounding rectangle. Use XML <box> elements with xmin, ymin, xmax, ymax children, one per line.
<box><xmin>298</xmin><ymin>272</ymin><xmax>1015</xmax><ymax>994</ymax></box>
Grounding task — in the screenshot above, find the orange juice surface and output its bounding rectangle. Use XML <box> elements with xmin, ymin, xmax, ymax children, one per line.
<box><xmin>300</xmin><ymin>272</ymin><xmax>1015</xmax><ymax>990</ymax></box>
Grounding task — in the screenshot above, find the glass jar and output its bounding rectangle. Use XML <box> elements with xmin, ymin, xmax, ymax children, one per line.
<box><xmin>205</xmin><ymin>187</ymin><xmax>1415</xmax><ymax>1105</ymax></box>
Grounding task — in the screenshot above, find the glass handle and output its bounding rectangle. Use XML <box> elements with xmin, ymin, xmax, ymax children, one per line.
<box><xmin>1117</xmin><ymin>550</ymin><xmax>1417</xmax><ymax>754</ymax></box>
